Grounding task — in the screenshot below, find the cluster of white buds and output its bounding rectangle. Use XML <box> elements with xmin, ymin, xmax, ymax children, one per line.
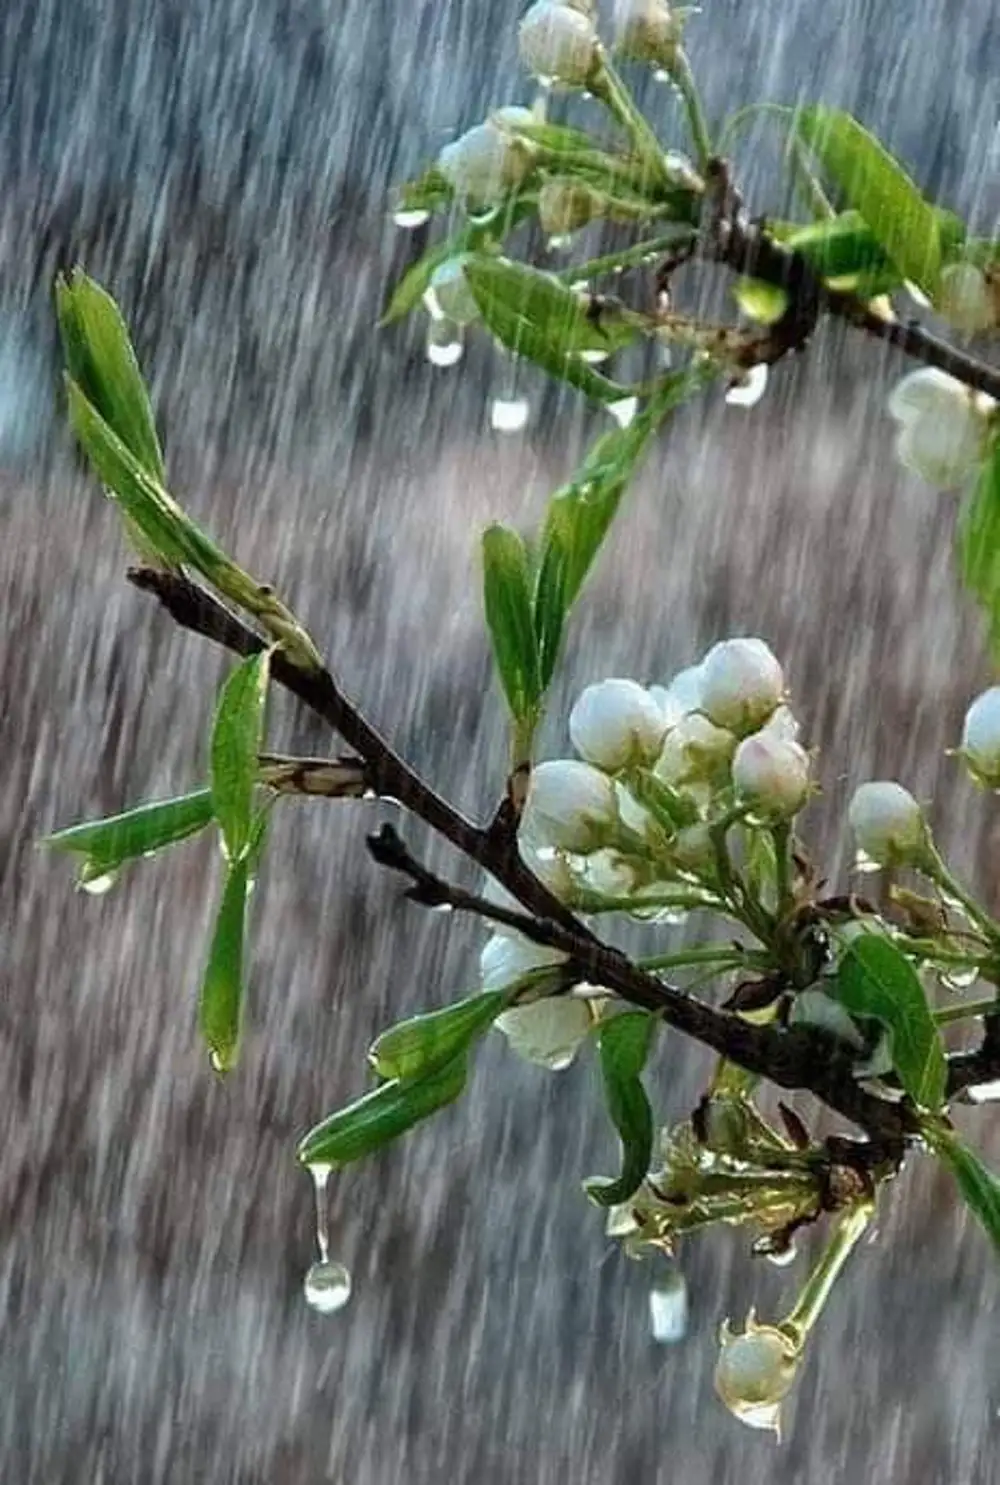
<box><xmin>518</xmin><ymin>1</ymin><xmax>600</xmax><ymax>88</ymax></box>
<box><xmin>437</xmin><ymin>117</ymin><xmax>534</xmax><ymax>209</ymax></box>
<box><xmin>887</xmin><ymin>368</ymin><xmax>994</xmax><ymax>490</ymax></box>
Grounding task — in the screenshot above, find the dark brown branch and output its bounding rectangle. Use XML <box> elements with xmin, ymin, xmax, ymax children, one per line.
<box><xmin>947</xmin><ymin>1011</ymin><xmax>1000</xmax><ymax>1098</ymax></box>
<box><xmin>129</xmin><ymin>565</ymin><xmax>914</xmax><ymax>1148</ymax></box>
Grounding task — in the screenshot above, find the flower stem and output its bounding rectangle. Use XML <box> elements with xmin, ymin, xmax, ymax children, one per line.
<box><xmin>933</xmin><ymin>994</ymin><xmax>1000</xmax><ymax>1027</ymax></box>
<box><xmin>779</xmin><ymin>1201</ymin><xmax>874</xmax><ymax>1350</ymax></box>
<box><xmin>589</xmin><ymin>55</ymin><xmax>679</xmax><ymax>195</ymax></box>
<box><xmin>923</xmin><ymin>845</ymin><xmax>1000</xmax><ymax>947</ymax></box>
<box><xmin>668</xmin><ymin>48</ymin><xmax>713</xmax><ymax>172</ymax></box>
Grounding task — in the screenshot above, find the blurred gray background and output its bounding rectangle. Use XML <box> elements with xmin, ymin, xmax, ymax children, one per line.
<box><xmin>1</xmin><ymin>1</ymin><xmax>999</xmax><ymax>1480</ymax></box>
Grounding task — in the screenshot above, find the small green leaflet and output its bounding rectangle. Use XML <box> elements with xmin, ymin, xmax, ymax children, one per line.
<box><xmin>957</xmin><ymin>433</ymin><xmax>1000</xmax><ymax>659</ymax></box>
<box><xmin>296</xmin><ymin>1053</ymin><xmax>469</xmax><ymax>1168</ymax></box>
<box><xmin>584</xmin><ymin>1011</ymin><xmax>656</xmax><ymax>1207</ymax></box>
<box><xmin>55</xmin><ymin>271</ymin><xmax>165</xmax><ymax>484</ymax></box>
<box><xmin>923</xmin><ymin>1120</ymin><xmax>1000</xmax><ymax>1256</ymax></box>
<box><xmin>793</xmin><ymin>107</ymin><xmax>947</xmax><ymax>294</ymax></box>
<box><xmin>463</xmin><ymin>256</ymin><xmax>634</xmax><ymax>404</ymax></box>
<box><xmin>210</xmin><ymin>651</ymin><xmax>272</xmax><ymax>863</ymax></box>
<box><xmin>44</xmin><ymin>789</ymin><xmax>215</xmax><ymax>881</ymax></box>
<box><xmin>368</xmin><ymin>991</ymin><xmax>506</xmax><ymax>1083</ymax></box>
<box><xmin>394</xmin><ymin>165</ymin><xmax>454</xmax><ymax>216</ymax></box>
<box><xmin>732</xmin><ymin>278</ymin><xmax>788</xmax><ymax>325</ymax></box>
<box><xmin>482</xmin><ymin>524</ymin><xmax>542</xmax><ymax>724</ymax></box>
<box><xmin>199</xmin><ymin>854</ymin><xmax>251</xmax><ymax>1073</ymax></box>
<box><xmin>831</xmin><ymin>930</ymin><xmax>946</xmax><ymax>1109</ymax></box>
<box><xmin>533</xmin><ymin>365</ymin><xmax>714</xmax><ymax>689</ymax></box>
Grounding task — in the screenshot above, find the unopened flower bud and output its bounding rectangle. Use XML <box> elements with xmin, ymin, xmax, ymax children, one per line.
<box><xmin>569</xmin><ymin>677</ymin><xmax>667</xmax><ymax>770</ymax></box>
<box><xmin>715</xmin><ymin>1314</ymin><xmax>800</xmax><ymax>1435</ymax></box>
<box><xmin>887</xmin><ymin>368</ymin><xmax>991</xmax><ymax>490</ymax></box>
<box><xmin>429</xmin><ymin>257</ymin><xmax>480</xmax><ymax>324</ymax></box>
<box><xmin>614</xmin><ymin>0</ymin><xmax>683</xmax><ymax>68</ymax></box>
<box><xmin>521</xmin><ymin>759</ymin><xmax>618</xmax><ymax>853</ymax></box>
<box><xmin>654</xmin><ymin>713</ymin><xmax>736</xmax><ymax>789</ymax></box>
<box><xmin>759</xmin><ymin>704</ymin><xmax>801</xmax><ymax>743</ymax></box>
<box><xmin>538</xmin><ymin>177</ymin><xmax>606</xmax><ymax>235</ymax></box>
<box><xmin>936</xmin><ymin>262</ymin><xmax>997</xmax><ymax>336</ymax></box>
<box><xmin>671</xmin><ymin>821</ymin><xmax>715</xmax><ymax>871</ymax></box>
<box><xmin>518</xmin><ymin>834</ymin><xmax>577</xmax><ymax>899</ymax></box>
<box><xmin>649</xmin><ymin>662</ymin><xmax>705</xmax><ymax>726</ymax></box>
<box><xmin>495</xmin><ymin>994</ymin><xmax>593</xmax><ymax>1069</ymax></box>
<box><xmin>580</xmin><ymin>848</ymin><xmax>639</xmax><ymax>898</ymax></box>
<box><xmin>847</xmin><ymin>780</ymin><xmax>927</xmax><ymax>865</ymax></box>
<box><xmin>960</xmin><ymin>686</ymin><xmax>1000</xmax><ymax>787</ymax></box>
<box><xmin>480</xmin><ymin>932</ymin><xmax>566</xmax><ymax>992</ymax></box>
<box><xmin>700</xmin><ymin>638</ymin><xmax>785</xmax><ymax>734</ymax></box>
<box><xmin>518</xmin><ymin>1</ymin><xmax>599</xmax><ymax>87</ymax></box>
<box><xmin>437</xmin><ymin>122</ymin><xmax>532</xmax><ymax>208</ymax></box>
<box><xmin>732</xmin><ymin>734</ymin><xmax>810</xmax><ymax>818</ymax></box>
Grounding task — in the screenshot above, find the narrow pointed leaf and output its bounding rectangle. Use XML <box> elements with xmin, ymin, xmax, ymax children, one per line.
<box><xmin>199</xmin><ymin>855</ymin><xmax>251</xmax><ymax>1073</ymax></box>
<box><xmin>44</xmin><ymin>789</ymin><xmax>214</xmax><ymax>875</ymax></box>
<box><xmin>56</xmin><ymin>271</ymin><xmax>165</xmax><ymax>482</ymax></box>
<box><xmin>831</xmin><ymin>930</ymin><xmax>946</xmax><ymax>1109</ymax></box>
<box><xmin>793</xmin><ymin>107</ymin><xmax>945</xmax><ymax>293</ymax></box>
<box><xmin>296</xmin><ymin>1053</ymin><xmax>468</xmax><ymax>1168</ymax></box>
<box><xmin>482</xmin><ymin>524</ymin><xmax>542</xmax><ymax>721</ymax></box>
<box><xmin>924</xmin><ymin>1122</ymin><xmax>1000</xmax><ymax>1256</ymax></box>
<box><xmin>210</xmin><ymin>651</ymin><xmax>272</xmax><ymax>862</ymax></box>
<box><xmin>957</xmin><ymin>433</ymin><xmax>1000</xmax><ymax>658</ymax></box>
<box><xmin>584</xmin><ymin>1011</ymin><xmax>656</xmax><ymax>1207</ymax></box>
<box><xmin>463</xmin><ymin>256</ymin><xmax>634</xmax><ymax>403</ymax></box>
<box><xmin>369</xmin><ymin>991</ymin><xmax>506</xmax><ymax>1083</ymax></box>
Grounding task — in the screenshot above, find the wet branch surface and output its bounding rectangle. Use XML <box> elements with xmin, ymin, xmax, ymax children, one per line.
<box><xmin>130</xmin><ymin>565</ymin><xmax>918</xmax><ymax>1151</ymax></box>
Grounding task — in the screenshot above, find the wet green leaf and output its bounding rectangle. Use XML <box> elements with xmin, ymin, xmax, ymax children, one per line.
<box><xmin>794</xmin><ymin>107</ymin><xmax>945</xmax><ymax>293</ymax></box>
<box><xmin>534</xmin><ymin>365</ymin><xmax>714</xmax><ymax>688</ymax></box>
<box><xmin>56</xmin><ymin>271</ymin><xmax>165</xmax><ymax>483</ymax></box>
<box><xmin>463</xmin><ymin>256</ymin><xmax>634</xmax><ymax>403</ymax></box>
<box><xmin>482</xmin><ymin>525</ymin><xmax>542</xmax><ymax>722</ymax></box>
<box><xmin>584</xmin><ymin>1011</ymin><xmax>656</xmax><ymax>1206</ymax></box>
<box><xmin>44</xmin><ymin>789</ymin><xmax>214</xmax><ymax>877</ymax></box>
<box><xmin>296</xmin><ymin>1053</ymin><xmax>469</xmax><ymax>1168</ymax></box>
<box><xmin>395</xmin><ymin>165</ymin><xmax>454</xmax><ymax>215</ymax></box>
<box><xmin>381</xmin><ymin>198</ymin><xmax>538</xmax><ymax>327</ymax></box>
<box><xmin>924</xmin><ymin>1121</ymin><xmax>1000</xmax><ymax>1255</ymax></box>
<box><xmin>200</xmin><ymin>854</ymin><xmax>251</xmax><ymax>1074</ymax></box>
<box><xmin>831</xmin><ymin>930</ymin><xmax>946</xmax><ymax>1109</ymax></box>
<box><xmin>210</xmin><ymin>651</ymin><xmax>272</xmax><ymax>863</ymax></box>
<box><xmin>957</xmin><ymin>434</ymin><xmax>1000</xmax><ymax>659</ymax></box>
<box><xmin>368</xmin><ymin>991</ymin><xmax>506</xmax><ymax>1083</ymax></box>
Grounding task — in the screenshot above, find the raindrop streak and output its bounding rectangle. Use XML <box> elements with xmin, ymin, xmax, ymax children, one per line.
<box><xmin>303</xmin><ymin>1163</ymin><xmax>352</xmax><ymax>1315</ymax></box>
<box><xmin>490</xmin><ymin>396</ymin><xmax>530</xmax><ymax>433</ymax></box>
<box><xmin>649</xmin><ymin>1269</ymin><xmax>689</xmax><ymax>1344</ymax></box>
<box><xmin>608</xmin><ymin>396</ymin><xmax>639</xmax><ymax>430</ymax></box>
<box><xmin>393</xmin><ymin>208</ymin><xmax>431</xmax><ymax>229</ymax></box>
<box><xmin>578</xmin><ymin>347</ymin><xmax>610</xmax><ymax>365</ymax></box>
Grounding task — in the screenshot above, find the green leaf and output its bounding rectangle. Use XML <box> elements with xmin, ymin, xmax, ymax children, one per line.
<box><xmin>831</xmin><ymin>930</ymin><xmax>946</xmax><ymax>1109</ymax></box>
<box><xmin>296</xmin><ymin>1053</ymin><xmax>469</xmax><ymax>1168</ymax></box>
<box><xmin>534</xmin><ymin>365</ymin><xmax>714</xmax><ymax>688</ymax></box>
<box><xmin>957</xmin><ymin>433</ymin><xmax>1000</xmax><ymax>658</ymax></box>
<box><xmin>584</xmin><ymin>1011</ymin><xmax>656</xmax><ymax>1207</ymax></box>
<box><xmin>395</xmin><ymin>165</ymin><xmax>454</xmax><ymax>216</ymax></box>
<box><xmin>463</xmin><ymin>256</ymin><xmax>634</xmax><ymax>404</ymax></box>
<box><xmin>482</xmin><ymin>525</ymin><xmax>542</xmax><ymax>722</ymax></box>
<box><xmin>368</xmin><ymin>991</ymin><xmax>506</xmax><ymax>1083</ymax></box>
<box><xmin>923</xmin><ymin>1121</ymin><xmax>1000</xmax><ymax>1255</ymax></box>
<box><xmin>56</xmin><ymin>271</ymin><xmax>165</xmax><ymax>482</ymax></box>
<box><xmin>199</xmin><ymin>854</ymin><xmax>251</xmax><ymax>1073</ymax></box>
<box><xmin>381</xmin><ymin>198</ymin><xmax>538</xmax><ymax>327</ymax></box>
<box><xmin>43</xmin><ymin>789</ymin><xmax>214</xmax><ymax>877</ymax></box>
<box><xmin>210</xmin><ymin>651</ymin><xmax>272</xmax><ymax>863</ymax></box>
<box><xmin>793</xmin><ymin>106</ymin><xmax>945</xmax><ymax>293</ymax></box>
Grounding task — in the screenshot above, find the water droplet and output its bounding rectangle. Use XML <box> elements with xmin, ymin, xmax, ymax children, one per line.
<box><xmin>649</xmin><ymin>1270</ymin><xmax>688</xmax><ymax>1343</ymax></box>
<box><xmin>764</xmin><ymin>1243</ymin><xmax>798</xmax><ymax>1268</ymax></box>
<box><xmin>426</xmin><ymin>324</ymin><xmax>464</xmax><ymax>367</ymax></box>
<box><xmin>546</xmin><ymin>233</ymin><xmax>573</xmax><ymax>253</ymax></box>
<box><xmin>310</xmin><ymin>1162</ymin><xmax>333</xmax><ymax>1262</ymax></box>
<box><xmin>852</xmin><ymin>849</ymin><xmax>882</xmax><ymax>875</ymax></box>
<box><xmin>652</xmin><ymin>67</ymin><xmax>670</xmax><ymax>82</ymax></box>
<box><xmin>430</xmin><ymin>901</ymin><xmax>455</xmax><ymax>915</ymax></box>
<box><xmin>608</xmin><ymin>396</ymin><xmax>639</xmax><ymax>429</ymax></box>
<box><xmin>725</xmin><ymin>363</ymin><xmax>769</xmax><ymax>408</ymax></box>
<box><xmin>535</xmin><ymin>74</ymin><xmax>555</xmax><ymax>90</ymax></box>
<box><xmin>968</xmin><ymin>1078</ymin><xmax>1000</xmax><ymax>1104</ymax></box>
<box><xmin>209</xmin><ymin>1049</ymin><xmax>225</xmax><ymax>1074</ymax></box>
<box><xmin>393</xmin><ymin>208</ymin><xmax>431</xmax><ymax>229</ymax></box>
<box><xmin>538</xmin><ymin>1050</ymin><xmax>575</xmax><ymax>1071</ymax></box>
<box><xmin>578</xmin><ymin>347</ymin><xmax>610</xmax><ymax>365</ymax></box>
<box><xmin>361</xmin><ymin>788</ymin><xmax>379</xmax><ymax>802</ymax></box>
<box><xmin>79</xmin><ymin>869</ymin><xmax>118</xmax><ymax>896</ymax></box>
<box><xmin>303</xmin><ymin>1260</ymin><xmax>352</xmax><ymax>1314</ymax></box>
<box><xmin>490</xmin><ymin>396</ymin><xmax>530</xmax><ymax>433</ymax></box>
<box><xmin>422</xmin><ymin>286</ymin><xmax>445</xmax><ymax>322</ymax></box>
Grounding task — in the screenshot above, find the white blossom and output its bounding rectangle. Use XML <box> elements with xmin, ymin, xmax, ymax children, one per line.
<box><xmin>518</xmin><ymin>1</ymin><xmax>599</xmax><ymax>86</ymax></box>
<box><xmin>521</xmin><ymin>759</ymin><xmax>618</xmax><ymax>853</ymax></box>
<box><xmin>569</xmin><ymin>677</ymin><xmax>667</xmax><ymax>770</ymax></box>
<box><xmin>847</xmin><ymin>781</ymin><xmax>927</xmax><ymax>865</ymax></box>
<box><xmin>648</xmin><ymin>662</ymin><xmax>706</xmax><ymax>726</ymax></box>
<box><xmin>887</xmin><ymin>368</ymin><xmax>991</xmax><ymax>490</ymax></box>
<box><xmin>437</xmin><ymin>122</ymin><xmax>532</xmax><ymax>207</ymax></box>
<box><xmin>654</xmin><ymin>713</ymin><xmax>736</xmax><ymax>789</ymax></box>
<box><xmin>479</xmin><ymin>932</ymin><xmax>566</xmax><ymax>992</ymax></box>
<box><xmin>732</xmin><ymin>734</ymin><xmax>810</xmax><ymax>818</ymax></box>
<box><xmin>960</xmin><ymin>686</ymin><xmax>1000</xmax><ymax>787</ymax></box>
<box><xmin>936</xmin><ymin>262</ymin><xmax>996</xmax><ymax>336</ymax></box>
<box><xmin>494</xmin><ymin>995</ymin><xmax>594</xmax><ymax>1069</ymax></box>
<box><xmin>700</xmin><ymin>638</ymin><xmax>785</xmax><ymax>734</ymax></box>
